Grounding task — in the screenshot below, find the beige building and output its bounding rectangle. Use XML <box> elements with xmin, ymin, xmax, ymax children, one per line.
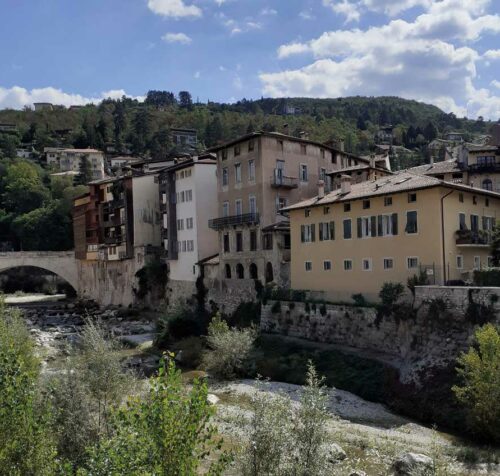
<box><xmin>208</xmin><ymin>131</ymin><xmax>373</xmax><ymax>285</ymax></box>
<box><xmin>46</xmin><ymin>147</ymin><xmax>105</xmax><ymax>181</ymax></box>
<box><xmin>284</xmin><ymin>172</ymin><xmax>500</xmax><ymax>302</ymax></box>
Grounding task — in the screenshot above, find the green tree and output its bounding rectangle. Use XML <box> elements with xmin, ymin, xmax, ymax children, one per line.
<box><xmin>78</xmin><ymin>155</ymin><xmax>93</xmax><ymax>185</ymax></box>
<box><xmin>0</xmin><ymin>300</ymin><xmax>56</xmax><ymax>475</ymax></box>
<box><xmin>490</xmin><ymin>223</ymin><xmax>500</xmax><ymax>266</ymax></box>
<box><xmin>452</xmin><ymin>324</ymin><xmax>500</xmax><ymax>443</ymax></box>
<box><xmin>0</xmin><ymin>133</ymin><xmax>20</xmax><ymax>158</ymax></box>
<box><xmin>179</xmin><ymin>90</ymin><xmax>193</xmax><ymax>109</ymax></box>
<box><xmin>82</xmin><ymin>357</ymin><xmax>231</xmax><ymax>475</ymax></box>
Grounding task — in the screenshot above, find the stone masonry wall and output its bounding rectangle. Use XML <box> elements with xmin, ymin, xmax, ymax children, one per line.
<box><xmin>261</xmin><ymin>286</ymin><xmax>500</xmax><ymax>383</ymax></box>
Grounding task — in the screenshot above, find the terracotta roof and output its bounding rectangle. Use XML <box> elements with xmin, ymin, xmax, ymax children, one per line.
<box><xmin>282</xmin><ymin>171</ymin><xmax>500</xmax><ymax>212</ymax></box>
<box><xmin>407</xmin><ymin>160</ymin><xmax>461</xmax><ymax>176</ymax></box>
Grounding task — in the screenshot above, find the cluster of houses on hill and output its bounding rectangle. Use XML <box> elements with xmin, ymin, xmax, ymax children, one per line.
<box><xmin>72</xmin><ymin>125</ymin><xmax>500</xmax><ymax>303</ymax></box>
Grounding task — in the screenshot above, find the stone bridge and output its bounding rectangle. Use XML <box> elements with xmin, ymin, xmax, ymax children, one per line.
<box><xmin>0</xmin><ymin>251</ymin><xmax>79</xmax><ymax>291</ymax></box>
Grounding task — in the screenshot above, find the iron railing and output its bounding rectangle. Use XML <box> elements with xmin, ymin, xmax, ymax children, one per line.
<box><xmin>208</xmin><ymin>213</ymin><xmax>260</xmax><ymax>230</ymax></box>
<box><xmin>270</xmin><ymin>171</ymin><xmax>299</xmax><ymax>189</ymax></box>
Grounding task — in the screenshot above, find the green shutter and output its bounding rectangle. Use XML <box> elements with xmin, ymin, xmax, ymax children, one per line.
<box><xmin>357</xmin><ymin>217</ymin><xmax>362</xmax><ymax>238</ymax></box>
<box><xmin>330</xmin><ymin>221</ymin><xmax>335</xmax><ymax>240</ymax></box>
<box><xmin>378</xmin><ymin>215</ymin><xmax>383</xmax><ymax>236</ymax></box>
<box><xmin>301</xmin><ymin>225</ymin><xmax>305</xmax><ymax>242</ymax></box>
<box><xmin>392</xmin><ymin>213</ymin><xmax>398</xmax><ymax>235</ymax></box>
<box><xmin>319</xmin><ymin>223</ymin><xmax>324</xmax><ymax>241</ymax></box>
<box><xmin>311</xmin><ymin>224</ymin><xmax>316</xmax><ymax>242</ymax></box>
<box><xmin>371</xmin><ymin>216</ymin><xmax>377</xmax><ymax>237</ymax></box>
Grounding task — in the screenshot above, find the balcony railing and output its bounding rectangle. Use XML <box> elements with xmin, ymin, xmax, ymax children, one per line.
<box><xmin>455</xmin><ymin>229</ymin><xmax>491</xmax><ymax>246</ymax></box>
<box><xmin>270</xmin><ymin>171</ymin><xmax>299</xmax><ymax>189</ymax></box>
<box><xmin>208</xmin><ymin>213</ymin><xmax>260</xmax><ymax>230</ymax></box>
<box><xmin>458</xmin><ymin>162</ymin><xmax>500</xmax><ymax>173</ymax></box>
<box><xmin>104</xmin><ymin>235</ymin><xmax>125</xmax><ymax>245</ymax></box>
<box><xmin>103</xmin><ymin>215</ymin><xmax>124</xmax><ymax>228</ymax></box>
<box><xmin>103</xmin><ymin>198</ymin><xmax>125</xmax><ymax>210</ymax></box>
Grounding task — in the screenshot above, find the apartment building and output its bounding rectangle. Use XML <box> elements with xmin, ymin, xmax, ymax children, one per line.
<box><xmin>208</xmin><ymin>131</ymin><xmax>371</xmax><ymax>285</ymax></box>
<box><xmin>329</xmin><ymin>157</ymin><xmax>393</xmax><ymax>189</ymax></box>
<box><xmin>158</xmin><ymin>155</ymin><xmax>218</xmax><ymax>282</ymax></box>
<box><xmin>284</xmin><ymin>172</ymin><xmax>500</xmax><ymax>302</ymax></box>
<box><xmin>46</xmin><ymin>147</ymin><xmax>105</xmax><ymax>181</ymax></box>
<box><xmin>73</xmin><ymin>173</ymin><xmax>160</xmax><ymax>261</ymax></box>
<box><xmin>171</xmin><ymin>128</ymin><xmax>197</xmax><ymax>151</ymax></box>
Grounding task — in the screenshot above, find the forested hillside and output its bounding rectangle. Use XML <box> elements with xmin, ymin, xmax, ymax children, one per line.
<box><xmin>0</xmin><ymin>93</ymin><xmax>494</xmax><ymax>161</ymax></box>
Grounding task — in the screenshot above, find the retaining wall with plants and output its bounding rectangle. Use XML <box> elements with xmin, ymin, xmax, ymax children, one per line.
<box><xmin>261</xmin><ymin>286</ymin><xmax>500</xmax><ymax>383</ymax></box>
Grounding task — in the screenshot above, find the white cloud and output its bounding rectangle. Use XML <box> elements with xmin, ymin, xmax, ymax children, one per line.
<box><xmin>0</xmin><ymin>86</ymin><xmax>143</xmax><ymax>110</ymax></box>
<box><xmin>491</xmin><ymin>80</ymin><xmax>500</xmax><ymax>90</ymax></box>
<box><xmin>194</xmin><ymin>71</ymin><xmax>201</xmax><ymax>79</ymax></box>
<box><xmin>299</xmin><ymin>10</ymin><xmax>315</xmax><ymax>20</ymax></box>
<box><xmin>323</xmin><ymin>0</ymin><xmax>360</xmax><ymax>23</ymax></box>
<box><xmin>484</xmin><ymin>49</ymin><xmax>500</xmax><ymax>60</ymax></box>
<box><xmin>161</xmin><ymin>32</ymin><xmax>192</xmax><ymax>44</ymax></box>
<box><xmin>147</xmin><ymin>0</ymin><xmax>202</xmax><ymax>18</ymax></box>
<box><xmin>260</xmin><ymin>7</ymin><xmax>277</xmax><ymax>15</ymax></box>
<box><xmin>362</xmin><ymin>0</ymin><xmax>431</xmax><ymax>16</ymax></box>
<box><xmin>262</xmin><ymin>0</ymin><xmax>500</xmax><ymax>119</ymax></box>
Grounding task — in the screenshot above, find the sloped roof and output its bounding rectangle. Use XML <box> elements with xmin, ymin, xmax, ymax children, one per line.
<box><xmin>407</xmin><ymin>160</ymin><xmax>461</xmax><ymax>176</ymax></box>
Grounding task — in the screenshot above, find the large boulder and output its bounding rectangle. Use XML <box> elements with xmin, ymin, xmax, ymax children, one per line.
<box><xmin>392</xmin><ymin>453</ymin><xmax>434</xmax><ymax>476</ymax></box>
<box><xmin>326</xmin><ymin>443</ymin><xmax>347</xmax><ymax>463</ymax></box>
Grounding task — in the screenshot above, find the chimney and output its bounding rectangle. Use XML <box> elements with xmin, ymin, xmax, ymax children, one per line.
<box><xmin>340</xmin><ymin>174</ymin><xmax>352</xmax><ymax>194</ymax></box>
<box><xmin>369</xmin><ymin>154</ymin><xmax>375</xmax><ymax>169</ymax></box>
<box><xmin>317</xmin><ymin>180</ymin><xmax>325</xmax><ymax>199</ymax></box>
<box><xmin>299</xmin><ymin>131</ymin><xmax>309</xmax><ymax>140</ymax></box>
<box><xmin>283</xmin><ymin>123</ymin><xmax>289</xmax><ymax>135</ymax></box>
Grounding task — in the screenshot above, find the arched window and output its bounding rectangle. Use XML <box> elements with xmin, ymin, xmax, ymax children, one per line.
<box><xmin>236</xmin><ymin>263</ymin><xmax>245</xmax><ymax>279</ymax></box>
<box><xmin>249</xmin><ymin>263</ymin><xmax>258</xmax><ymax>280</ymax></box>
<box><xmin>482</xmin><ymin>179</ymin><xmax>493</xmax><ymax>191</ymax></box>
<box><xmin>225</xmin><ymin>264</ymin><xmax>232</xmax><ymax>279</ymax></box>
<box><xmin>265</xmin><ymin>262</ymin><xmax>274</xmax><ymax>283</ymax></box>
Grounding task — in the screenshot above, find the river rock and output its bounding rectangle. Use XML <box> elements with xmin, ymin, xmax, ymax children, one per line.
<box><xmin>392</xmin><ymin>452</ymin><xmax>434</xmax><ymax>475</ymax></box>
<box><xmin>326</xmin><ymin>443</ymin><xmax>347</xmax><ymax>462</ymax></box>
<box><xmin>349</xmin><ymin>472</ymin><xmax>367</xmax><ymax>476</ymax></box>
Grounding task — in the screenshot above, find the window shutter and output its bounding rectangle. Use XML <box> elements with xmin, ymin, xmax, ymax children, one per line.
<box><xmin>311</xmin><ymin>224</ymin><xmax>316</xmax><ymax>242</ymax></box>
<box><xmin>371</xmin><ymin>216</ymin><xmax>377</xmax><ymax>237</ymax></box>
<box><xmin>319</xmin><ymin>223</ymin><xmax>324</xmax><ymax>241</ymax></box>
<box><xmin>378</xmin><ymin>215</ymin><xmax>383</xmax><ymax>236</ymax></box>
<box><xmin>357</xmin><ymin>218</ymin><xmax>362</xmax><ymax>238</ymax></box>
<box><xmin>482</xmin><ymin>216</ymin><xmax>487</xmax><ymax>230</ymax></box>
<box><xmin>392</xmin><ymin>213</ymin><xmax>398</xmax><ymax>235</ymax></box>
<box><xmin>330</xmin><ymin>221</ymin><xmax>335</xmax><ymax>240</ymax></box>
<box><xmin>301</xmin><ymin>225</ymin><xmax>305</xmax><ymax>243</ymax></box>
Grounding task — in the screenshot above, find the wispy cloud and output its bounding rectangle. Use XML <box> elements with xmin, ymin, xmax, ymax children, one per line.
<box><xmin>147</xmin><ymin>0</ymin><xmax>201</xmax><ymax>18</ymax></box>
<box><xmin>161</xmin><ymin>32</ymin><xmax>192</xmax><ymax>44</ymax></box>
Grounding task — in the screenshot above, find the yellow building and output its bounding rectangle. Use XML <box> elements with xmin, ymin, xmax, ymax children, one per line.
<box><xmin>284</xmin><ymin>172</ymin><xmax>500</xmax><ymax>302</ymax></box>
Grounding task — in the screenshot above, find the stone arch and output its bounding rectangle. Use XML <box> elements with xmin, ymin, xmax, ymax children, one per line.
<box><xmin>225</xmin><ymin>263</ymin><xmax>232</xmax><ymax>279</ymax></box>
<box><xmin>249</xmin><ymin>263</ymin><xmax>258</xmax><ymax>280</ymax></box>
<box><xmin>236</xmin><ymin>263</ymin><xmax>245</xmax><ymax>279</ymax></box>
<box><xmin>482</xmin><ymin>179</ymin><xmax>493</xmax><ymax>191</ymax></box>
<box><xmin>265</xmin><ymin>262</ymin><xmax>274</xmax><ymax>283</ymax></box>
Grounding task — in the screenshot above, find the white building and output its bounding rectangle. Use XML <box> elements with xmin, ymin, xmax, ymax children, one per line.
<box><xmin>45</xmin><ymin>147</ymin><xmax>105</xmax><ymax>180</ymax></box>
<box><xmin>158</xmin><ymin>155</ymin><xmax>218</xmax><ymax>282</ymax></box>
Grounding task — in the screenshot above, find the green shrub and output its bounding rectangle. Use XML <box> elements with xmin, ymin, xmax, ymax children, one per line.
<box><xmin>473</xmin><ymin>269</ymin><xmax>500</xmax><ymax>287</ymax></box>
<box><xmin>271</xmin><ymin>300</ymin><xmax>281</xmax><ymax>314</ymax></box>
<box><xmin>407</xmin><ymin>269</ymin><xmax>429</xmax><ymax>298</ymax></box>
<box><xmin>452</xmin><ymin>324</ymin><xmax>500</xmax><ymax>443</ymax></box>
<box><xmin>352</xmin><ymin>293</ymin><xmax>368</xmax><ymax>307</ymax></box>
<box><xmin>155</xmin><ymin>307</ymin><xmax>207</xmax><ymax>347</ymax></box>
<box><xmin>203</xmin><ymin>314</ymin><xmax>257</xmax><ymax>379</ymax></box>
<box><xmin>227</xmin><ymin>301</ymin><xmax>261</xmax><ymax>328</ymax></box>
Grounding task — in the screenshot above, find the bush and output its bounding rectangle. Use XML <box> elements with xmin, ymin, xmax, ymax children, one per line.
<box><xmin>452</xmin><ymin>323</ymin><xmax>500</xmax><ymax>443</ymax></box>
<box><xmin>407</xmin><ymin>269</ymin><xmax>429</xmax><ymax>298</ymax></box>
<box><xmin>227</xmin><ymin>301</ymin><xmax>261</xmax><ymax>328</ymax></box>
<box><xmin>271</xmin><ymin>300</ymin><xmax>281</xmax><ymax>314</ymax></box>
<box><xmin>81</xmin><ymin>357</ymin><xmax>231</xmax><ymax>475</ymax></box>
<box><xmin>473</xmin><ymin>269</ymin><xmax>500</xmax><ymax>287</ymax></box>
<box><xmin>352</xmin><ymin>293</ymin><xmax>368</xmax><ymax>307</ymax></box>
<box><xmin>203</xmin><ymin>314</ymin><xmax>257</xmax><ymax>379</ymax></box>
<box><xmin>155</xmin><ymin>307</ymin><xmax>207</xmax><ymax>347</ymax></box>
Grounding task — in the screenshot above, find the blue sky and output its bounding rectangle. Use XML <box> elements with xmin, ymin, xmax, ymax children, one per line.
<box><xmin>0</xmin><ymin>0</ymin><xmax>499</xmax><ymax>118</ymax></box>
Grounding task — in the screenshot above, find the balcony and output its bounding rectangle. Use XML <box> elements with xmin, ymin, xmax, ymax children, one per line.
<box><xmin>270</xmin><ymin>170</ymin><xmax>299</xmax><ymax>189</ymax></box>
<box><xmin>103</xmin><ymin>198</ymin><xmax>125</xmax><ymax>210</ymax></box>
<box><xmin>455</xmin><ymin>229</ymin><xmax>491</xmax><ymax>247</ymax></box>
<box><xmin>104</xmin><ymin>235</ymin><xmax>125</xmax><ymax>245</ymax></box>
<box><xmin>458</xmin><ymin>161</ymin><xmax>500</xmax><ymax>173</ymax></box>
<box><xmin>208</xmin><ymin>213</ymin><xmax>260</xmax><ymax>230</ymax></box>
<box><xmin>103</xmin><ymin>215</ymin><xmax>124</xmax><ymax>228</ymax></box>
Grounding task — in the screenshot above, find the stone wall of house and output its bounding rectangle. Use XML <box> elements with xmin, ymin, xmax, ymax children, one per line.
<box><xmin>261</xmin><ymin>286</ymin><xmax>500</xmax><ymax>383</ymax></box>
<box><xmin>206</xmin><ymin>277</ymin><xmax>258</xmax><ymax>315</ymax></box>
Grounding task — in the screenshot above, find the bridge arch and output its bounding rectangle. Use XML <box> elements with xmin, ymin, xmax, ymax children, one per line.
<box><xmin>0</xmin><ymin>252</ymin><xmax>78</xmax><ymax>293</ymax></box>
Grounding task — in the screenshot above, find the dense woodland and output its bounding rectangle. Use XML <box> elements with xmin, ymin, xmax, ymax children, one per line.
<box><xmin>0</xmin><ymin>93</ymin><xmax>497</xmax><ymax>251</ymax></box>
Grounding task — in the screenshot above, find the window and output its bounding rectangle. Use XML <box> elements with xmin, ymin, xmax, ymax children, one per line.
<box><xmin>344</xmin><ymin>259</ymin><xmax>353</xmax><ymax>271</ymax></box>
<box><xmin>319</xmin><ymin>167</ymin><xmax>326</xmax><ymax>182</ymax></box>
<box><xmin>186</xmin><ymin>218</ymin><xmax>194</xmax><ymax>229</ymax></box>
<box><xmin>277</xmin><ymin>140</ymin><xmax>283</xmax><ymax>151</ymax></box>
<box><xmin>459</xmin><ymin>213</ymin><xmax>467</xmax><ymax>230</ymax></box>
<box><xmin>319</xmin><ymin>222</ymin><xmax>335</xmax><ymax>241</ymax></box>
<box><xmin>343</xmin><ymin>219</ymin><xmax>352</xmax><ymax>239</ymax></box>
<box><xmin>248</xmin><ymin>140</ymin><xmax>254</xmax><ymax>152</ymax></box>
<box><xmin>320</xmin><ymin>149</ymin><xmax>325</xmax><ymax>159</ymax></box>
<box><xmin>305</xmin><ymin>209</ymin><xmax>311</xmax><ymax>217</ymax></box>
<box><xmin>408</xmin><ymin>193</ymin><xmax>417</xmax><ymax>203</ymax></box>
<box><xmin>482</xmin><ymin>179</ymin><xmax>493</xmax><ymax>191</ymax></box>
<box><xmin>362</xmin><ymin>258</ymin><xmax>372</xmax><ymax>271</ymax></box>
<box><xmin>250</xmin><ymin>230</ymin><xmax>257</xmax><ymax>251</ymax></box>
<box><xmin>483</xmin><ymin>216</ymin><xmax>494</xmax><ymax>232</ymax></box>
<box><xmin>187</xmin><ymin>240</ymin><xmax>194</xmax><ymax>252</ymax></box>
<box><xmin>474</xmin><ymin>256</ymin><xmax>481</xmax><ymax>269</ymax></box>
<box><xmin>379</xmin><ymin>214</ymin><xmax>397</xmax><ymax>236</ymax></box>
<box><xmin>405</xmin><ymin>211</ymin><xmax>418</xmax><ymax>234</ymax></box>
<box><xmin>222</xmin><ymin>168</ymin><xmax>228</xmax><ymax>187</ymax></box>
<box><xmin>471</xmin><ymin>214</ymin><xmax>479</xmax><ymax>232</ymax></box>
<box><xmin>223</xmin><ymin>202</ymin><xmax>230</xmax><ymax>217</ymax></box>
<box><xmin>300</xmin><ymin>144</ymin><xmax>307</xmax><ymax>155</ymax></box>
<box><xmin>301</xmin><ymin>224</ymin><xmax>316</xmax><ymax>243</ymax></box>
<box><xmin>223</xmin><ymin>233</ymin><xmax>230</xmax><ymax>253</ymax></box>
<box><xmin>305</xmin><ymin>261</ymin><xmax>312</xmax><ymax>271</ymax></box>
<box><xmin>182</xmin><ymin>241</ymin><xmax>187</xmax><ymax>252</ymax></box>
<box><xmin>235</xmin><ymin>199</ymin><xmax>243</xmax><ymax>216</ymax></box>
<box><xmin>488</xmin><ymin>256</ymin><xmax>494</xmax><ymax>267</ymax></box>
<box><xmin>363</xmin><ymin>200</ymin><xmax>370</xmax><ymax>210</ymax></box>
<box><xmin>276</xmin><ymin>197</ymin><xmax>287</xmax><ymax>213</ymax></box>
<box><xmin>222</xmin><ymin>149</ymin><xmax>227</xmax><ymax>160</ymax></box>
<box><xmin>234</xmin><ymin>145</ymin><xmax>241</xmax><ymax>156</ymax></box>
<box><xmin>456</xmin><ymin>255</ymin><xmax>463</xmax><ymax>269</ymax></box>
<box><xmin>384</xmin><ymin>196</ymin><xmax>393</xmax><ymax>206</ymax></box>
<box><xmin>383</xmin><ymin>258</ymin><xmax>394</xmax><ymax>270</ymax></box>
<box><xmin>225</xmin><ymin>264</ymin><xmax>231</xmax><ymax>278</ymax></box>
<box><xmin>358</xmin><ymin>216</ymin><xmax>376</xmax><ymax>238</ymax></box>
<box><xmin>263</xmin><ymin>233</ymin><xmax>273</xmax><ymax>250</ymax></box>
<box><xmin>459</xmin><ymin>193</ymin><xmax>464</xmax><ymax>203</ymax></box>
<box><xmin>185</xmin><ymin>190</ymin><xmax>192</xmax><ymax>202</ymax></box>
<box><xmin>344</xmin><ymin>203</ymin><xmax>351</xmax><ymax>212</ymax></box>
<box><xmin>323</xmin><ymin>260</ymin><xmax>332</xmax><ymax>271</ymax></box>
<box><xmin>300</xmin><ymin>164</ymin><xmax>308</xmax><ymax>182</ymax></box>
<box><xmin>407</xmin><ymin>257</ymin><xmax>419</xmax><ymax>269</ymax></box>
<box><xmin>235</xmin><ymin>164</ymin><xmax>242</xmax><ymax>183</ymax></box>
<box><xmin>236</xmin><ymin>232</ymin><xmax>243</xmax><ymax>252</ymax></box>
<box><xmin>248</xmin><ymin>160</ymin><xmax>255</xmax><ymax>181</ymax></box>
<box><xmin>486</xmin><ymin>198</ymin><xmax>490</xmax><ymax>207</ymax></box>
<box><xmin>249</xmin><ymin>196</ymin><xmax>257</xmax><ymax>215</ymax></box>
<box><xmin>177</xmin><ymin>219</ymin><xmax>184</xmax><ymax>231</ymax></box>
<box><xmin>473</xmin><ymin>195</ymin><xmax>477</xmax><ymax>205</ymax></box>
<box><xmin>323</xmin><ymin>206</ymin><xmax>330</xmax><ymax>215</ymax></box>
